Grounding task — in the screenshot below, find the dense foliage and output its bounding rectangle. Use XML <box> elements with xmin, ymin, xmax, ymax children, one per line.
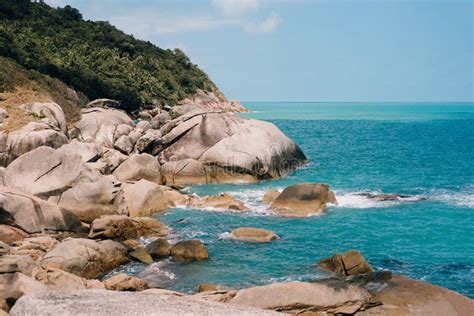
<box><xmin>0</xmin><ymin>0</ymin><xmax>219</xmax><ymax>111</ymax></box>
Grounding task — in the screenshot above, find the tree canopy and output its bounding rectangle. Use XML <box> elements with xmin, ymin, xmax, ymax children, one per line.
<box><xmin>0</xmin><ymin>0</ymin><xmax>219</xmax><ymax>112</ymax></box>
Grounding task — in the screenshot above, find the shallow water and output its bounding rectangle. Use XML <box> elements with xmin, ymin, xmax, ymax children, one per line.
<box><xmin>111</xmin><ymin>102</ymin><xmax>474</xmax><ymax>297</ymax></box>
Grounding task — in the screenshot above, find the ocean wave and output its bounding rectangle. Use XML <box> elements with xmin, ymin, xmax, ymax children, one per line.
<box><xmin>429</xmin><ymin>189</ymin><xmax>474</xmax><ymax>208</ymax></box>
<box><xmin>332</xmin><ymin>191</ymin><xmax>401</xmax><ymax>209</ymax></box>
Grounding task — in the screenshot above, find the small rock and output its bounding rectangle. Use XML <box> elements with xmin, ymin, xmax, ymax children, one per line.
<box><xmin>0</xmin><ymin>225</ymin><xmax>28</xmax><ymax>245</ymax></box>
<box><xmin>230</xmin><ymin>227</ymin><xmax>278</xmax><ymax>243</ymax></box>
<box><xmin>89</xmin><ymin>215</ymin><xmax>168</xmax><ymax>240</ymax></box>
<box><xmin>318</xmin><ymin>250</ymin><xmax>373</xmax><ymax>277</ymax></box>
<box><xmin>104</xmin><ymin>273</ymin><xmax>148</xmax><ymax>291</ymax></box>
<box><xmin>145</xmin><ymin>239</ymin><xmax>171</xmax><ymax>259</ymax></box>
<box><xmin>193</xmin><ymin>193</ymin><xmax>249</xmax><ymax>211</ymax></box>
<box><xmin>171</xmin><ymin>240</ymin><xmax>209</xmax><ymax>262</ymax></box>
<box><xmin>129</xmin><ymin>247</ymin><xmax>153</xmax><ymax>264</ymax></box>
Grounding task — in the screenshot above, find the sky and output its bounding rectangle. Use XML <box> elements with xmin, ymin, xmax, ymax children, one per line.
<box><xmin>45</xmin><ymin>0</ymin><xmax>473</xmax><ymax>102</ymax></box>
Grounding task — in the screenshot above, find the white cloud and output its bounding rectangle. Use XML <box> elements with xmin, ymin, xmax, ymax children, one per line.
<box><xmin>244</xmin><ymin>12</ymin><xmax>282</xmax><ymax>33</ymax></box>
<box><xmin>212</xmin><ymin>0</ymin><xmax>260</xmax><ymax>16</ymax></box>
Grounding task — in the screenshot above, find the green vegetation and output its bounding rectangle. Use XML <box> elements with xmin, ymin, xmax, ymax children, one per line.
<box><xmin>0</xmin><ymin>0</ymin><xmax>219</xmax><ymax>112</ymax></box>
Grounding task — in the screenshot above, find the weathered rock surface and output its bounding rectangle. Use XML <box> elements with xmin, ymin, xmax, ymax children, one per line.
<box><xmin>0</xmin><ymin>272</ymin><xmax>48</xmax><ymax>312</ymax></box>
<box><xmin>192</xmin><ymin>193</ymin><xmax>249</xmax><ymax>211</ymax></box>
<box><xmin>52</xmin><ymin>175</ymin><xmax>124</xmax><ymax>223</ymax></box>
<box><xmin>57</xmin><ymin>139</ymin><xmax>104</xmax><ymax>163</ymax></box>
<box><xmin>357</xmin><ymin>274</ymin><xmax>474</xmax><ymax>316</ymax></box>
<box><xmin>89</xmin><ymin>148</ymin><xmax>128</xmax><ymax>174</ymax></box>
<box><xmin>20</xmin><ymin>102</ymin><xmax>67</xmax><ymax>133</ymax></box>
<box><xmin>145</xmin><ymin>239</ymin><xmax>171</xmax><ymax>259</ymax></box>
<box><xmin>113</xmin><ymin>153</ymin><xmax>161</xmax><ymax>184</ymax></box>
<box><xmin>0</xmin><ymin>225</ymin><xmax>27</xmax><ymax>245</ymax></box>
<box><xmin>1</xmin><ymin>122</ymin><xmax>68</xmax><ymax>166</ymax></box>
<box><xmin>35</xmin><ymin>268</ymin><xmax>104</xmax><ymax>290</ymax></box>
<box><xmin>41</xmin><ymin>238</ymin><xmax>128</xmax><ymax>279</ymax></box>
<box><xmin>89</xmin><ymin>215</ymin><xmax>167</xmax><ymax>240</ymax></box>
<box><xmin>9</xmin><ymin>290</ymin><xmax>282</xmax><ymax>316</ymax></box>
<box><xmin>319</xmin><ymin>250</ymin><xmax>373</xmax><ymax>277</ymax></box>
<box><xmin>159</xmin><ymin>111</ymin><xmax>306</xmax><ymax>186</ymax></box>
<box><xmin>228</xmin><ymin>281</ymin><xmax>374</xmax><ymax>314</ymax></box>
<box><xmin>0</xmin><ymin>186</ymin><xmax>82</xmax><ymax>234</ymax></box>
<box><xmin>0</xmin><ymin>255</ymin><xmax>42</xmax><ymax>277</ymax></box>
<box><xmin>171</xmin><ymin>240</ymin><xmax>209</xmax><ymax>262</ymax></box>
<box><xmin>121</xmin><ymin>180</ymin><xmax>170</xmax><ymax>217</ymax></box>
<box><xmin>10</xmin><ymin>236</ymin><xmax>58</xmax><ymax>261</ymax></box>
<box><xmin>75</xmin><ymin>107</ymin><xmax>133</xmax><ymax>148</ymax></box>
<box><xmin>151</xmin><ymin>111</ymin><xmax>171</xmax><ymax>129</ymax></box>
<box><xmin>3</xmin><ymin>146</ymin><xmax>100</xmax><ymax>199</ymax></box>
<box><xmin>230</xmin><ymin>227</ymin><xmax>278</xmax><ymax>243</ymax></box>
<box><xmin>104</xmin><ymin>273</ymin><xmax>148</xmax><ymax>291</ymax></box>
<box><xmin>0</xmin><ymin>241</ymin><xmax>9</xmax><ymax>255</ymax></box>
<box><xmin>271</xmin><ymin>183</ymin><xmax>337</xmax><ymax>217</ymax></box>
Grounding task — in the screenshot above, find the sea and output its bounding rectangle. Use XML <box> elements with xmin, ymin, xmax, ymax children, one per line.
<box><xmin>109</xmin><ymin>102</ymin><xmax>474</xmax><ymax>298</ymax></box>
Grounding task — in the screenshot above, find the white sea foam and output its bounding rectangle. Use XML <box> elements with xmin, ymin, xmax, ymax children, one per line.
<box><xmin>218</xmin><ymin>232</ymin><xmax>232</xmax><ymax>240</ymax></box>
<box><xmin>429</xmin><ymin>189</ymin><xmax>474</xmax><ymax>208</ymax></box>
<box><xmin>332</xmin><ymin>191</ymin><xmax>399</xmax><ymax>209</ymax></box>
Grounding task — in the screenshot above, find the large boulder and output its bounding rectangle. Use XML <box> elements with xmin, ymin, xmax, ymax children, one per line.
<box><xmin>113</xmin><ymin>154</ymin><xmax>161</xmax><ymax>184</ymax></box>
<box><xmin>41</xmin><ymin>238</ymin><xmax>128</xmax><ymax>279</ymax></box>
<box><xmin>57</xmin><ymin>139</ymin><xmax>104</xmax><ymax>163</ymax></box>
<box><xmin>192</xmin><ymin>193</ymin><xmax>249</xmax><ymax>211</ymax></box>
<box><xmin>51</xmin><ymin>175</ymin><xmax>125</xmax><ymax>223</ymax></box>
<box><xmin>228</xmin><ymin>281</ymin><xmax>373</xmax><ymax>314</ymax></box>
<box><xmin>0</xmin><ymin>186</ymin><xmax>82</xmax><ymax>234</ymax></box>
<box><xmin>1</xmin><ymin>122</ymin><xmax>68</xmax><ymax>166</ymax></box>
<box><xmin>318</xmin><ymin>250</ymin><xmax>373</xmax><ymax>277</ymax></box>
<box><xmin>20</xmin><ymin>102</ymin><xmax>67</xmax><ymax>133</ymax></box>
<box><xmin>161</xmin><ymin>159</ymin><xmax>207</xmax><ymax>187</ymax></box>
<box><xmin>170</xmin><ymin>240</ymin><xmax>208</xmax><ymax>262</ymax></box>
<box><xmin>121</xmin><ymin>180</ymin><xmax>170</xmax><ymax>217</ymax></box>
<box><xmin>262</xmin><ymin>190</ymin><xmax>280</xmax><ymax>204</ymax></box>
<box><xmin>357</xmin><ymin>274</ymin><xmax>474</xmax><ymax>316</ymax></box>
<box><xmin>89</xmin><ymin>215</ymin><xmax>168</xmax><ymax>240</ymax></box>
<box><xmin>158</xmin><ymin>111</ymin><xmax>306</xmax><ymax>186</ymax></box>
<box><xmin>9</xmin><ymin>290</ymin><xmax>282</xmax><ymax>316</ymax></box>
<box><xmin>3</xmin><ymin>146</ymin><xmax>101</xmax><ymax>199</ymax></box>
<box><xmin>230</xmin><ymin>227</ymin><xmax>278</xmax><ymax>243</ymax></box>
<box><xmin>75</xmin><ymin>108</ymin><xmax>133</xmax><ymax>148</ymax></box>
<box><xmin>270</xmin><ymin>183</ymin><xmax>337</xmax><ymax>217</ymax></box>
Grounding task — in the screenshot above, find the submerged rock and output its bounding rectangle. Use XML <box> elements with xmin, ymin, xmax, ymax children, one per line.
<box><xmin>271</xmin><ymin>183</ymin><xmax>337</xmax><ymax>217</ymax></box>
<box><xmin>262</xmin><ymin>190</ymin><xmax>280</xmax><ymax>204</ymax></box>
<box><xmin>356</xmin><ymin>192</ymin><xmax>427</xmax><ymax>202</ymax></box>
<box><xmin>192</xmin><ymin>193</ymin><xmax>249</xmax><ymax>211</ymax></box>
<box><xmin>229</xmin><ymin>227</ymin><xmax>278</xmax><ymax>243</ymax></box>
<box><xmin>170</xmin><ymin>240</ymin><xmax>209</xmax><ymax>262</ymax></box>
<box><xmin>318</xmin><ymin>250</ymin><xmax>374</xmax><ymax>277</ymax></box>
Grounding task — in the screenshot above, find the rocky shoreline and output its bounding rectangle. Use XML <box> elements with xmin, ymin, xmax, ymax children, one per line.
<box><xmin>1</xmin><ymin>95</ymin><xmax>473</xmax><ymax>315</ymax></box>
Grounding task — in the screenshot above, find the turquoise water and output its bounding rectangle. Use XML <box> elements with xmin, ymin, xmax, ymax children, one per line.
<box><xmin>114</xmin><ymin>103</ymin><xmax>474</xmax><ymax>297</ymax></box>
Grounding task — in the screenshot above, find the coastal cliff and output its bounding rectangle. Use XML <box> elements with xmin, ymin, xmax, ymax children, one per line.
<box><xmin>0</xmin><ymin>1</ymin><xmax>472</xmax><ymax>315</ymax></box>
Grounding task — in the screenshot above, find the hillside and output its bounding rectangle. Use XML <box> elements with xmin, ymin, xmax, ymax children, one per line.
<box><xmin>0</xmin><ymin>0</ymin><xmax>220</xmax><ymax>112</ymax></box>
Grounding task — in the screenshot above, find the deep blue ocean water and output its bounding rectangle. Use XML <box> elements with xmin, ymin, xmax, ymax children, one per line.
<box><xmin>111</xmin><ymin>102</ymin><xmax>474</xmax><ymax>297</ymax></box>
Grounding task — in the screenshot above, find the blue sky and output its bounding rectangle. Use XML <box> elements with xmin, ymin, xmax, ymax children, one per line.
<box><xmin>46</xmin><ymin>0</ymin><xmax>473</xmax><ymax>102</ymax></box>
